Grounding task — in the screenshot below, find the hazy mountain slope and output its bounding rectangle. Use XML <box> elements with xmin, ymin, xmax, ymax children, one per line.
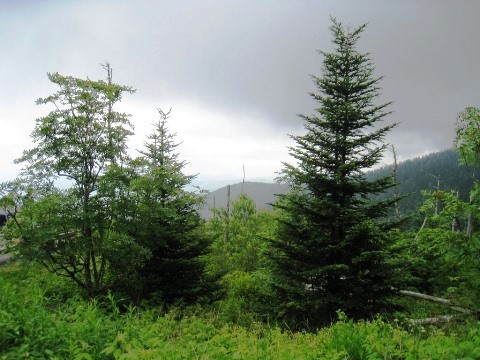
<box><xmin>198</xmin><ymin>181</ymin><xmax>289</xmax><ymax>219</ymax></box>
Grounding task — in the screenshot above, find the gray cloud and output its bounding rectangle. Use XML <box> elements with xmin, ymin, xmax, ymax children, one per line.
<box><xmin>1</xmin><ymin>0</ymin><xmax>479</xmax><ymax>182</ymax></box>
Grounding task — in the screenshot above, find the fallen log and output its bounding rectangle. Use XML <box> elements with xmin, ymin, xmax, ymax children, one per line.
<box><xmin>397</xmin><ymin>289</ymin><xmax>480</xmax><ymax>325</ymax></box>
<box><xmin>410</xmin><ymin>315</ymin><xmax>457</xmax><ymax>325</ymax></box>
<box><xmin>399</xmin><ymin>290</ymin><xmax>451</xmax><ymax>305</ymax></box>
<box><xmin>397</xmin><ymin>289</ymin><xmax>472</xmax><ymax>314</ymax></box>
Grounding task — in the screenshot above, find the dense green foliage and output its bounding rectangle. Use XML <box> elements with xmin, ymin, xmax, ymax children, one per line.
<box><xmin>1</xmin><ymin>68</ymin><xmax>208</xmax><ymax>304</ymax></box>
<box><xmin>271</xmin><ymin>19</ymin><xmax>400</xmax><ymax>326</ymax></box>
<box><xmin>455</xmin><ymin>106</ymin><xmax>480</xmax><ymax>170</ymax></box>
<box><xmin>392</xmin><ymin>105</ymin><xmax>480</xmax><ymax>311</ymax></box>
<box><xmin>405</xmin><ymin>190</ymin><xmax>480</xmax><ymax>305</ymax></box>
<box><xmin>204</xmin><ymin>194</ymin><xmax>277</xmax><ymax>324</ymax></box>
<box><xmin>3</xmin><ymin>65</ymin><xmax>139</xmax><ymax>297</ymax></box>
<box><xmin>206</xmin><ymin>194</ymin><xmax>273</xmax><ymax>276</ymax></box>
<box><xmin>2</xmin><ymin>263</ymin><xmax>480</xmax><ymax>359</ymax></box>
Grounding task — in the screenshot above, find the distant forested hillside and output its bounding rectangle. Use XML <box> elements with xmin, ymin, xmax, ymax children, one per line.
<box><xmin>366</xmin><ymin>148</ymin><xmax>479</xmax><ymax>218</ymax></box>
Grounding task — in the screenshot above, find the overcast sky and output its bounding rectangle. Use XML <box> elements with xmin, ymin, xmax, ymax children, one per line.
<box><xmin>1</xmin><ymin>0</ymin><xmax>479</xmax><ymax>190</ymax></box>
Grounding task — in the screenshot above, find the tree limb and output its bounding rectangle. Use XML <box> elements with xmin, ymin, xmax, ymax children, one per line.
<box><xmin>398</xmin><ymin>289</ymin><xmax>473</xmax><ymax>315</ymax></box>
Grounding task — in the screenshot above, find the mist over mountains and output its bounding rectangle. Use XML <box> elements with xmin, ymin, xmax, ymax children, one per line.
<box><xmin>199</xmin><ymin>149</ymin><xmax>476</xmax><ymax>220</ymax></box>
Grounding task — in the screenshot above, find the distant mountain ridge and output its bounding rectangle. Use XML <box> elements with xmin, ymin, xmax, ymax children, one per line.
<box><xmin>199</xmin><ymin>149</ymin><xmax>478</xmax><ymax>220</ymax></box>
<box><xmin>198</xmin><ymin>181</ymin><xmax>289</xmax><ymax>219</ymax></box>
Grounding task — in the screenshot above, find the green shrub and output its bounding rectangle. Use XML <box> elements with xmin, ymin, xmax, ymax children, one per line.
<box><xmin>2</xmin><ymin>262</ymin><xmax>480</xmax><ymax>359</ymax></box>
<box><xmin>216</xmin><ymin>270</ymin><xmax>275</xmax><ymax>326</ymax></box>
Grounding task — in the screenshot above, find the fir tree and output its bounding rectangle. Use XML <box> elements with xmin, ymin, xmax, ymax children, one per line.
<box><xmin>127</xmin><ymin>109</ymin><xmax>209</xmax><ymax>303</ymax></box>
<box><xmin>271</xmin><ymin>19</ymin><xmax>400</xmax><ymax>326</ymax></box>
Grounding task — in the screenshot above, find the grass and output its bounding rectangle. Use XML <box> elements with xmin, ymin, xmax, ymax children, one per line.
<box><xmin>1</xmin><ymin>262</ymin><xmax>480</xmax><ymax>359</ymax></box>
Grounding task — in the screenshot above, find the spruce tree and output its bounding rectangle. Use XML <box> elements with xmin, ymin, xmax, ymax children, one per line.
<box><xmin>271</xmin><ymin>19</ymin><xmax>399</xmax><ymax>326</ymax></box>
<box><xmin>127</xmin><ymin>109</ymin><xmax>209</xmax><ymax>303</ymax></box>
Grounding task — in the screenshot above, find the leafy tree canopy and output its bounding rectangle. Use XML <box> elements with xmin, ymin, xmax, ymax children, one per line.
<box><xmin>3</xmin><ymin>64</ymin><xmax>142</xmax><ymax>297</ymax></box>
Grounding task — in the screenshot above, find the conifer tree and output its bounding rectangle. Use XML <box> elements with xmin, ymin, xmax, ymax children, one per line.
<box><xmin>271</xmin><ymin>19</ymin><xmax>399</xmax><ymax>326</ymax></box>
<box><xmin>127</xmin><ymin>109</ymin><xmax>209</xmax><ymax>303</ymax></box>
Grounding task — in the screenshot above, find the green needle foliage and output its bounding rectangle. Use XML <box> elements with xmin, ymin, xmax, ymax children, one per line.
<box><xmin>206</xmin><ymin>194</ymin><xmax>273</xmax><ymax>276</ymax></box>
<box><xmin>122</xmin><ymin>109</ymin><xmax>210</xmax><ymax>304</ymax></box>
<box><xmin>271</xmin><ymin>18</ymin><xmax>401</xmax><ymax>327</ymax></box>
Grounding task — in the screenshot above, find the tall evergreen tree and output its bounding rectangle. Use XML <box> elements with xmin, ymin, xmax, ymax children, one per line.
<box><xmin>127</xmin><ymin>109</ymin><xmax>209</xmax><ymax>303</ymax></box>
<box><xmin>271</xmin><ymin>19</ymin><xmax>399</xmax><ymax>326</ymax></box>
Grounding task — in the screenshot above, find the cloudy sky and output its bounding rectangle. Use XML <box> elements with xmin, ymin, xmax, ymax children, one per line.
<box><xmin>1</xmin><ymin>0</ymin><xmax>479</xmax><ymax>190</ymax></box>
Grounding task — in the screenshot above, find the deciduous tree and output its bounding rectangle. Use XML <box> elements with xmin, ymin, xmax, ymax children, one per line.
<box><xmin>7</xmin><ymin>64</ymin><xmax>145</xmax><ymax>297</ymax></box>
<box><xmin>455</xmin><ymin>106</ymin><xmax>480</xmax><ymax>236</ymax></box>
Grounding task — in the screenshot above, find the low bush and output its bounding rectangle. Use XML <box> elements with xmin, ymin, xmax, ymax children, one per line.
<box><xmin>2</xmin><ymin>262</ymin><xmax>480</xmax><ymax>359</ymax></box>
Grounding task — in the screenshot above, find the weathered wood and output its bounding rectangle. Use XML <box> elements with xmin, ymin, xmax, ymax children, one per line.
<box><xmin>414</xmin><ymin>216</ymin><xmax>428</xmax><ymax>241</ymax></box>
<box><xmin>390</xmin><ymin>144</ymin><xmax>401</xmax><ymax>220</ymax></box>
<box><xmin>398</xmin><ymin>290</ymin><xmax>452</xmax><ymax>305</ymax></box>
<box><xmin>398</xmin><ymin>289</ymin><xmax>473</xmax><ymax>315</ymax></box>
<box><xmin>410</xmin><ymin>315</ymin><xmax>457</xmax><ymax>325</ymax></box>
<box><xmin>224</xmin><ymin>185</ymin><xmax>231</xmax><ymax>244</ymax></box>
<box><xmin>0</xmin><ymin>254</ymin><xmax>10</xmax><ymax>266</ymax></box>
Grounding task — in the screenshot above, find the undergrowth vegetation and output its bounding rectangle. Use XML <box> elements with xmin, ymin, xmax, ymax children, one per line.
<box><xmin>2</xmin><ymin>263</ymin><xmax>480</xmax><ymax>359</ymax></box>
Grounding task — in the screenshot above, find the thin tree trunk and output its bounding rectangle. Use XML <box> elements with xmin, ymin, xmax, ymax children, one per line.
<box><xmin>212</xmin><ymin>196</ymin><xmax>216</xmax><ymax>218</ymax></box>
<box><xmin>410</xmin><ymin>315</ymin><xmax>457</xmax><ymax>325</ymax></box>
<box><xmin>103</xmin><ymin>62</ymin><xmax>115</xmax><ymax>164</ymax></box>
<box><xmin>224</xmin><ymin>185</ymin><xmax>231</xmax><ymax>244</ymax></box>
<box><xmin>452</xmin><ymin>191</ymin><xmax>459</xmax><ymax>232</ymax></box>
<box><xmin>241</xmin><ymin>164</ymin><xmax>246</xmax><ymax>194</ymax></box>
<box><xmin>391</xmin><ymin>144</ymin><xmax>400</xmax><ymax>220</ymax></box>
<box><xmin>84</xmin><ymin>253</ymin><xmax>93</xmax><ymax>296</ymax></box>
<box><xmin>467</xmin><ymin>191</ymin><xmax>473</xmax><ymax>237</ymax></box>
<box><xmin>432</xmin><ymin>175</ymin><xmax>441</xmax><ymax>215</ymax></box>
<box><xmin>415</xmin><ymin>216</ymin><xmax>428</xmax><ymax>241</ymax></box>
